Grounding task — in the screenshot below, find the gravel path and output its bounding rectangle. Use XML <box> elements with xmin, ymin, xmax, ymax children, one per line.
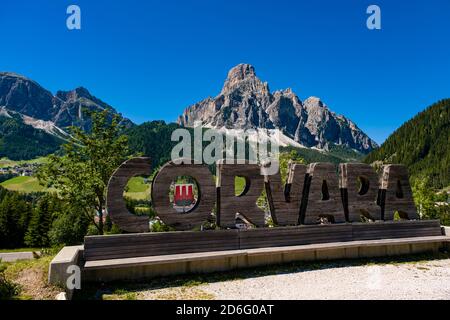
<box><xmin>140</xmin><ymin>259</ymin><xmax>450</xmax><ymax>300</ymax></box>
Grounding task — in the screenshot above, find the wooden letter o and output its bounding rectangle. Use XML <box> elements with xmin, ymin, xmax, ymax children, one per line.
<box><xmin>151</xmin><ymin>159</ymin><xmax>216</xmax><ymax>230</ymax></box>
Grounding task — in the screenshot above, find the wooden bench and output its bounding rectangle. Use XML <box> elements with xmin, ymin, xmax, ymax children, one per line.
<box><xmin>82</xmin><ymin>220</ymin><xmax>450</xmax><ymax>282</ymax></box>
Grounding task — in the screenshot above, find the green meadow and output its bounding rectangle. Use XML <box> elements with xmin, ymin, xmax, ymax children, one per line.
<box><xmin>0</xmin><ymin>176</ymin><xmax>45</xmax><ymax>193</ymax></box>
<box><xmin>124</xmin><ymin>176</ymin><xmax>151</xmax><ymax>200</ymax></box>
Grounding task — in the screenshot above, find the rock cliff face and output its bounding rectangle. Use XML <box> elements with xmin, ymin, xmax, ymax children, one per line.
<box><xmin>0</xmin><ymin>72</ymin><xmax>133</xmax><ymax>131</ymax></box>
<box><xmin>178</xmin><ymin>64</ymin><xmax>377</xmax><ymax>153</ymax></box>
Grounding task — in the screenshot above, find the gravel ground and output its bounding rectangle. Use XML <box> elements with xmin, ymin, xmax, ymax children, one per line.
<box><xmin>139</xmin><ymin>259</ymin><xmax>450</xmax><ymax>300</ymax></box>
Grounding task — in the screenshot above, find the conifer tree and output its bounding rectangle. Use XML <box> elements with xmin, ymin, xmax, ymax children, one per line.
<box><xmin>24</xmin><ymin>196</ymin><xmax>52</xmax><ymax>247</ymax></box>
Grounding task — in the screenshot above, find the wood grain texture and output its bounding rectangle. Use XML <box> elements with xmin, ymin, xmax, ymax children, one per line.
<box><xmin>239</xmin><ymin>224</ymin><xmax>353</xmax><ymax>249</ymax></box>
<box><xmin>216</xmin><ymin>160</ymin><xmax>265</xmax><ymax>228</ymax></box>
<box><xmin>151</xmin><ymin>159</ymin><xmax>216</xmax><ymax>230</ymax></box>
<box><xmin>340</xmin><ymin>163</ymin><xmax>382</xmax><ymax>222</ymax></box>
<box><xmin>351</xmin><ymin>220</ymin><xmax>441</xmax><ymax>240</ymax></box>
<box><xmin>106</xmin><ymin>157</ymin><xmax>151</xmax><ymax>233</ymax></box>
<box><xmin>381</xmin><ymin>164</ymin><xmax>419</xmax><ymax>220</ymax></box>
<box><xmin>83</xmin><ymin>220</ymin><xmax>442</xmax><ymax>261</ymax></box>
<box><xmin>265</xmin><ymin>161</ymin><xmax>307</xmax><ymax>226</ymax></box>
<box><xmin>302</xmin><ymin>163</ymin><xmax>346</xmax><ymax>224</ymax></box>
<box><xmin>84</xmin><ymin>229</ymin><xmax>239</xmax><ymax>261</ymax></box>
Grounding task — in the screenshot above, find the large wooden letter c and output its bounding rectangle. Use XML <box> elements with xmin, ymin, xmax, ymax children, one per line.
<box><xmin>106</xmin><ymin>157</ymin><xmax>151</xmax><ymax>233</ymax></box>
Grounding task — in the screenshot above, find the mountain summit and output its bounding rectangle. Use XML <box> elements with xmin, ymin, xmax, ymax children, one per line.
<box><xmin>178</xmin><ymin>64</ymin><xmax>377</xmax><ymax>153</ymax></box>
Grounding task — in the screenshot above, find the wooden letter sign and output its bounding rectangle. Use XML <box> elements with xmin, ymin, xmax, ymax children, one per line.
<box><xmin>106</xmin><ymin>157</ymin><xmax>419</xmax><ymax>232</ymax></box>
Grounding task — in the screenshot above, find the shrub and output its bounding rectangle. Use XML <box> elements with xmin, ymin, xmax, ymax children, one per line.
<box><xmin>86</xmin><ymin>224</ymin><xmax>100</xmax><ymax>236</ymax></box>
<box><xmin>104</xmin><ymin>214</ymin><xmax>112</xmax><ymax>232</ymax></box>
<box><xmin>108</xmin><ymin>224</ymin><xmax>123</xmax><ymax>235</ymax></box>
<box><xmin>0</xmin><ymin>260</ymin><xmax>19</xmax><ymax>300</ymax></box>
<box><xmin>48</xmin><ymin>209</ymin><xmax>90</xmax><ymax>246</ymax></box>
<box><xmin>150</xmin><ymin>219</ymin><xmax>171</xmax><ymax>232</ymax></box>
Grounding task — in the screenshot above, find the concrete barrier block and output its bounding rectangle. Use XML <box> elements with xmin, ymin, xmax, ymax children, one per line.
<box><xmin>145</xmin><ymin>261</ymin><xmax>188</xmax><ymax>278</ymax></box>
<box><xmin>359</xmin><ymin>245</ymin><xmax>387</xmax><ymax>258</ymax></box>
<box><xmin>189</xmin><ymin>257</ymin><xmax>235</xmax><ymax>273</ymax></box>
<box><xmin>315</xmin><ymin>248</ymin><xmax>346</xmax><ymax>260</ymax></box>
<box><xmin>386</xmin><ymin>244</ymin><xmax>411</xmax><ymax>256</ymax></box>
<box><xmin>48</xmin><ymin>245</ymin><xmax>84</xmax><ymax>300</ymax></box>
<box><xmin>410</xmin><ymin>242</ymin><xmax>438</xmax><ymax>254</ymax></box>
<box><xmin>236</xmin><ymin>254</ymin><xmax>249</xmax><ymax>268</ymax></box>
<box><xmin>247</xmin><ymin>253</ymin><xmax>283</xmax><ymax>267</ymax></box>
<box><xmin>282</xmin><ymin>250</ymin><xmax>316</xmax><ymax>263</ymax></box>
<box><xmin>344</xmin><ymin>247</ymin><xmax>359</xmax><ymax>259</ymax></box>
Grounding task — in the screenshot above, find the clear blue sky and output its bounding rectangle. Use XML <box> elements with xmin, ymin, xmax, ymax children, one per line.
<box><xmin>1</xmin><ymin>0</ymin><xmax>449</xmax><ymax>144</ymax></box>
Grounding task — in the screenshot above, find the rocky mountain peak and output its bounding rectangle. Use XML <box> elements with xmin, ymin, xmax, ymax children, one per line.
<box><xmin>0</xmin><ymin>72</ymin><xmax>133</xmax><ymax>131</ymax></box>
<box><xmin>220</xmin><ymin>63</ymin><xmax>269</xmax><ymax>96</ymax></box>
<box><xmin>303</xmin><ymin>96</ymin><xmax>325</xmax><ymax>109</ymax></box>
<box><xmin>226</xmin><ymin>63</ymin><xmax>256</xmax><ymax>81</ymax></box>
<box><xmin>56</xmin><ymin>87</ymin><xmax>92</xmax><ymax>102</ymax></box>
<box><xmin>0</xmin><ymin>72</ymin><xmax>55</xmax><ymax>121</ymax></box>
<box><xmin>178</xmin><ymin>64</ymin><xmax>378</xmax><ymax>154</ymax></box>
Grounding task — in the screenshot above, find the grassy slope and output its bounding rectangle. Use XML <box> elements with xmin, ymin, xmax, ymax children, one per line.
<box><xmin>281</xmin><ymin>145</ymin><xmax>364</xmax><ymax>165</ymax></box>
<box><xmin>0</xmin><ymin>157</ymin><xmax>49</xmax><ymax>193</ymax></box>
<box><xmin>124</xmin><ymin>176</ymin><xmax>151</xmax><ymax>200</ymax></box>
<box><xmin>0</xmin><ymin>176</ymin><xmax>45</xmax><ymax>193</ymax></box>
<box><xmin>235</xmin><ymin>176</ymin><xmax>246</xmax><ymax>196</ymax></box>
<box><xmin>0</xmin><ymin>247</ymin><xmax>43</xmax><ymax>253</ymax></box>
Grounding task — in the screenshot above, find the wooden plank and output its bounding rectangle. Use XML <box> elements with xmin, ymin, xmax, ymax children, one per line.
<box><xmin>84</xmin><ymin>229</ymin><xmax>239</xmax><ymax>261</ymax></box>
<box><xmin>352</xmin><ymin>220</ymin><xmax>441</xmax><ymax>240</ymax></box>
<box><xmin>84</xmin><ymin>220</ymin><xmax>443</xmax><ymax>261</ymax></box>
<box><xmin>239</xmin><ymin>224</ymin><xmax>353</xmax><ymax>249</ymax></box>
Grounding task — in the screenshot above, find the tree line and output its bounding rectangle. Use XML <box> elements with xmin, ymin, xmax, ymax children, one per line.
<box><xmin>365</xmin><ymin>99</ymin><xmax>450</xmax><ymax>190</ymax></box>
<box><xmin>0</xmin><ymin>188</ymin><xmax>90</xmax><ymax>248</ymax></box>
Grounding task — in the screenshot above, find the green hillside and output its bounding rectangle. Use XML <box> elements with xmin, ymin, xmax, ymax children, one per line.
<box><xmin>0</xmin><ymin>176</ymin><xmax>45</xmax><ymax>193</ymax></box>
<box><xmin>124</xmin><ymin>176</ymin><xmax>151</xmax><ymax>200</ymax></box>
<box><xmin>127</xmin><ymin>120</ymin><xmax>184</xmax><ymax>168</ymax></box>
<box><xmin>281</xmin><ymin>144</ymin><xmax>364</xmax><ymax>165</ymax></box>
<box><xmin>364</xmin><ymin>99</ymin><xmax>450</xmax><ymax>189</ymax></box>
<box><xmin>127</xmin><ymin>121</ymin><xmax>364</xmax><ymax>169</ymax></box>
<box><xmin>0</xmin><ymin>114</ymin><xmax>63</xmax><ymax>160</ymax></box>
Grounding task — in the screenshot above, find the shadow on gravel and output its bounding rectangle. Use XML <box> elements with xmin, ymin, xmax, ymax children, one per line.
<box><xmin>75</xmin><ymin>249</ymin><xmax>450</xmax><ymax>300</ymax></box>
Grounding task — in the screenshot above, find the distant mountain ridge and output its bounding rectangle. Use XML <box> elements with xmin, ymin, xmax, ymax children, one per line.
<box><xmin>365</xmin><ymin>99</ymin><xmax>450</xmax><ymax>189</ymax></box>
<box><xmin>178</xmin><ymin>64</ymin><xmax>378</xmax><ymax>154</ymax></box>
<box><xmin>0</xmin><ymin>71</ymin><xmax>134</xmax><ymax>160</ymax></box>
<box><xmin>0</xmin><ymin>68</ymin><xmax>377</xmax><ymax>164</ymax></box>
<box><xmin>0</xmin><ymin>72</ymin><xmax>133</xmax><ymax>132</ymax></box>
